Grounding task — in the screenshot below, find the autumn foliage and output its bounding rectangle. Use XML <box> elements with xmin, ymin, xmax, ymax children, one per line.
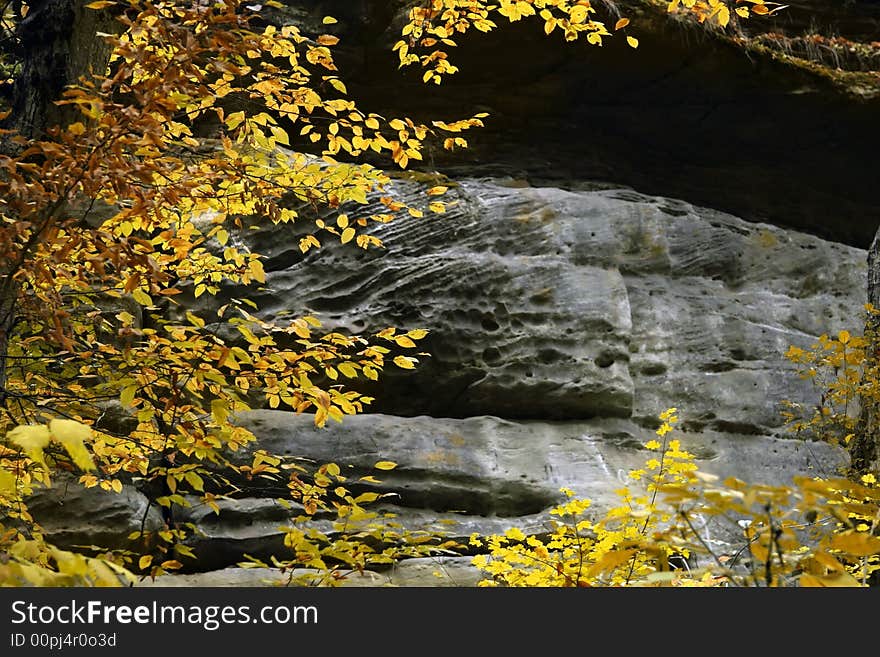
<box><xmin>1</xmin><ymin>0</ymin><xmax>859</xmax><ymax>588</ymax></box>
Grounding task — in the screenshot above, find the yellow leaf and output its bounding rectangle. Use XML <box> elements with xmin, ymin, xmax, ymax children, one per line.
<box><xmin>184</xmin><ymin>472</ymin><xmax>204</xmax><ymax>492</ymax></box>
<box><xmin>248</xmin><ymin>259</ymin><xmax>266</xmax><ymax>283</ymax></box>
<box><xmin>9</xmin><ymin>425</ymin><xmax>51</xmax><ymax>468</ymax></box>
<box><xmin>139</xmin><ymin>555</ymin><xmax>153</xmax><ymax>570</ymax></box>
<box><xmin>406</xmin><ymin>329</ymin><xmax>428</xmax><ymax>340</ymax></box>
<box><xmin>374</xmin><ymin>461</ymin><xmax>397</xmax><ymax>471</ymax></box>
<box><xmin>839</xmin><ymin>330</ymin><xmax>851</xmax><ymax>345</ymax></box>
<box><xmin>211</xmin><ymin>399</ymin><xmax>228</xmax><ymax>425</ymax></box>
<box><xmin>427</xmin><ymin>186</ymin><xmax>448</xmax><ymax>196</ymax></box>
<box><xmin>830</xmin><ymin>531</ymin><xmax>880</xmax><ymax>557</ymax></box>
<box><xmin>340</xmin><ymin>227</ymin><xmax>356</xmax><ymax>244</ymax></box>
<box><xmin>627</xmin><ymin>36</ymin><xmax>639</xmax><ymax>48</ymax></box>
<box><xmin>120</xmin><ymin>384</ymin><xmax>137</xmax><ymax>408</ymax></box>
<box><xmin>586</xmin><ymin>549</ymin><xmax>637</xmax><ymax>577</ymax></box>
<box><xmin>85</xmin><ymin>0</ymin><xmax>114</xmax><ymax>8</ymax></box>
<box><xmin>49</xmin><ymin>419</ymin><xmax>96</xmax><ymax>471</ymax></box>
<box><xmin>0</xmin><ymin>467</ymin><xmax>17</xmax><ymax>496</ymax></box>
<box><xmin>322</xmin><ymin>15</ymin><xmax>337</xmax><ymax>24</ymax></box>
<box><xmin>800</xmin><ymin>571</ymin><xmax>863</xmax><ymax>587</ymax></box>
<box><xmin>393</xmin><ymin>355</ymin><xmax>416</xmax><ymax>369</ymax></box>
<box><xmin>570</xmin><ymin>5</ymin><xmax>589</xmax><ymax>23</ymax></box>
<box><xmin>615</xmin><ymin>17</ymin><xmax>630</xmax><ymax>30</ymax></box>
<box><xmin>50</xmin><ymin>548</ymin><xmax>89</xmax><ymax>578</ymax></box>
<box><xmin>116</xmin><ymin>310</ymin><xmax>135</xmax><ymax>326</ymax></box>
<box><xmin>809</xmin><ymin>551</ymin><xmax>847</xmax><ymax>573</ymax></box>
<box><xmin>394</xmin><ymin>336</ymin><xmax>416</xmax><ymax>348</ymax></box>
<box><xmin>337</xmin><ymin>362</ymin><xmax>358</xmax><ymax>378</ymax></box>
<box><xmin>271</xmin><ymin>126</ymin><xmax>290</xmax><ymax>146</ymax></box>
<box><xmin>132</xmin><ymin>288</ymin><xmax>152</xmax><ymax>306</ymax></box>
<box><xmin>186</xmin><ymin>311</ymin><xmax>205</xmax><ymax>328</ymax></box>
<box><xmin>68</xmin><ymin>122</ymin><xmax>86</xmax><ymax>136</ymax></box>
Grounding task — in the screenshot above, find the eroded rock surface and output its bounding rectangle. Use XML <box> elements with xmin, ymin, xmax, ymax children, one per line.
<box><xmin>245</xmin><ymin>178</ymin><xmax>865</xmax><ymax>431</ymax></box>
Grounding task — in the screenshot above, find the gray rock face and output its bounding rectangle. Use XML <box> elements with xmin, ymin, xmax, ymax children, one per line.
<box><xmin>234</xmin><ymin>410</ymin><xmax>848</xmax><ymax>510</ymax></box>
<box><xmin>240</xmin><ymin>410</ymin><xmax>847</xmax><ymax>544</ymax></box>
<box><xmin>247</xmin><ymin>178</ymin><xmax>865</xmax><ymax>434</ymax></box>
<box><xmin>139</xmin><ymin>557</ymin><xmax>482</xmax><ymax>587</ymax></box>
<box><xmin>24</xmin><ymin>473</ymin><xmax>164</xmax><ymax>552</ymax></box>
<box><xmin>144</xmin><ymin>410</ymin><xmax>848</xmax><ymax>580</ymax></box>
<box><xmin>158</xmin><ymin>178</ymin><xmax>860</xmax><ymax>580</ymax></box>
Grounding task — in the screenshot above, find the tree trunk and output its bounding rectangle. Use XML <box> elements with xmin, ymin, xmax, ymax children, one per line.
<box><xmin>11</xmin><ymin>0</ymin><xmax>117</xmax><ymax>136</ymax></box>
<box><xmin>0</xmin><ymin>0</ymin><xmax>117</xmax><ymax>403</ymax></box>
<box><xmin>0</xmin><ymin>289</ymin><xmax>16</xmax><ymax>408</ymax></box>
<box><xmin>850</xmin><ymin>227</ymin><xmax>880</xmax><ymax>476</ymax></box>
